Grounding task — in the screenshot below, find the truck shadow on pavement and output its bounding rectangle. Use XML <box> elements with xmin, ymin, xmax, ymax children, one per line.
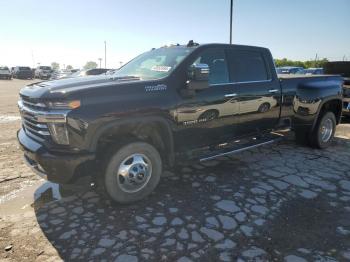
<box><xmin>33</xmin><ymin>137</ymin><xmax>350</xmax><ymax>261</ymax></box>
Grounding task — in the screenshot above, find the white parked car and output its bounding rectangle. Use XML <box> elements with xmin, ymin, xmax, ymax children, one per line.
<box><xmin>175</xmin><ymin>96</ymin><xmax>277</xmax><ymax>123</ymax></box>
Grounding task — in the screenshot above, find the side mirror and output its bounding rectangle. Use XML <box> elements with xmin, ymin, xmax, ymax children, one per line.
<box><xmin>187</xmin><ymin>63</ymin><xmax>210</xmax><ymax>90</ymax></box>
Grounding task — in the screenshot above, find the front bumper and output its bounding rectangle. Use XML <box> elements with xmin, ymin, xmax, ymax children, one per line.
<box><xmin>0</xmin><ymin>73</ymin><xmax>11</xmax><ymax>77</ymax></box>
<box><xmin>17</xmin><ymin>128</ymin><xmax>95</xmax><ymax>184</ymax></box>
<box><xmin>17</xmin><ymin>73</ymin><xmax>32</xmax><ymax>79</ymax></box>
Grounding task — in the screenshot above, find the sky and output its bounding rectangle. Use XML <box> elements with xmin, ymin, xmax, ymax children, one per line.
<box><xmin>1</xmin><ymin>0</ymin><xmax>349</xmax><ymax>69</ymax></box>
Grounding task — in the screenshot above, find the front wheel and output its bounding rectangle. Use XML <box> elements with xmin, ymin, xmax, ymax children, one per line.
<box><xmin>258</xmin><ymin>103</ymin><xmax>270</xmax><ymax>113</ymax></box>
<box><xmin>103</xmin><ymin>142</ymin><xmax>162</xmax><ymax>204</ymax></box>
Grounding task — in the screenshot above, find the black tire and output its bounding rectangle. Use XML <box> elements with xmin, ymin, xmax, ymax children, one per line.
<box><xmin>309</xmin><ymin>111</ymin><xmax>336</xmax><ymax>149</ymax></box>
<box><xmin>103</xmin><ymin>142</ymin><xmax>162</xmax><ymax>204</ymax></box>
<box><xmin>58</xmin><ymin>184</ymin><xmax>75</xmax><ymax>197</ymax></box>
<box><xmin>258</xmin><ymin>103</ymin><xmax>271</xmax><ymax>113</ymax></box>
<box><xmin>198</xmin><ymin>110</ymin><xmax>219</xmax><ymax>121</ymax></box>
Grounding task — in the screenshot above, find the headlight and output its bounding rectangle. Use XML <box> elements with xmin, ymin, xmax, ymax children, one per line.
<box><xmin>47</xmin><ymin>123</ymin><xmax>69</xmax><ymax>145</ymax></box>
<box><xmin>47</xmin><ymin>100</ymin><xmax>81</xmax><ymax>110</ymax></box>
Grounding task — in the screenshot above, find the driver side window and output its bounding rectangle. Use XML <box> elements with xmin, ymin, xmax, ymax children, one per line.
<box><xmin>193</xmin><ymin>48</ymin><xmax>229</xmax><ymax>85</ymax></box>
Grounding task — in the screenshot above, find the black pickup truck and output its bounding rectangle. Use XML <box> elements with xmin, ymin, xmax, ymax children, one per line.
<box><xmin>17</xmin><ymin>42</ymin><xmax>343</xmax><ymax>203</ymax></box>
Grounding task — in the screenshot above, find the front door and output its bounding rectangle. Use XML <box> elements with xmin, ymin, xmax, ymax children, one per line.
<box><xmin>174</xmin><ymin>48</ymin><xmax>240</xmax><ymax>151</ymax></box>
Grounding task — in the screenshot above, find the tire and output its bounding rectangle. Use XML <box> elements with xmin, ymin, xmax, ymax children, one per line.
<box><xmin>309</xmin><ymin>111</ymin><xmax>336</xmax><ymax>149</ymax></box>
<box><xmin>58</xmin><ymin>184</ymin><xmax>75</xmax><ymax>197</ymax></box>
<box><xmin>103</xmin><ymin>142</ymin><xmax>162</xmax><ymax>204</ymax></box>
<box><xmin>198</xmin><ymin>110</ymin><xmax>219</xmax><ymax>121</ymax></box>
<box><xmin>258</xmin><ymin>103</ymin><xmax>270</xmax><ymax>113</ymax></box>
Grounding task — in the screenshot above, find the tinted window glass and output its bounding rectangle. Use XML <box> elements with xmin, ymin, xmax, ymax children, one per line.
<box><xmin>227</xmin><ymin>50</ymin><xmax>268</xmax><ymax>82</ymax></box>
<box><xmin>193</xmin><ymin>48</ymin><xmax>229</xmax><ymax>85</ymax></box>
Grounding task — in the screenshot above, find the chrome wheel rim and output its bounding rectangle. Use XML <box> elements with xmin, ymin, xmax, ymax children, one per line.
<box><xmin>320</xmin><ymin>118</ymin><xmax>333</xmax><ymax>142</ymax></box>
<box><xmin>116</xmin><ymin>153</ymin><xmax>152</xmax><ymax>193</ymax></box>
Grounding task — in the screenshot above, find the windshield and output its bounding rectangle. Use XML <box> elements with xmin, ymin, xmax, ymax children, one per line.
<box><xmin>40</xmin><ymin>66</ymin><xmax>51</xmax><ymax>70</ymax></box>
<box><xmin>19</xmin><ymin>67</ymin><xmax>31</xmax><ymax>70</ymax></box>
<box><xmin>113</xmin><ymin>47</ymin><xmax>193</xmax><ymax>80</ymax></box>
<box><xmin>0</xmin><ymin>67</ymin><xmax>9</xmax><ymax>70</ymax></box>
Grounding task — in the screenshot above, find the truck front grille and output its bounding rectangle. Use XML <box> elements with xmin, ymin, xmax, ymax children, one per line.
<box><xmin>19</xmin><ymin>97</ymin><xmax>50</xmax><ymax>142</ymax></box>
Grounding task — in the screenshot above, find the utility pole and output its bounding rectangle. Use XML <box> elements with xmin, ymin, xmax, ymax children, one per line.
<box><xmin>31</xmin><ymin>50</ymin><xmax>35</xmax><ymax>68</ymax></box>
<box><xmin>229</xmin><ymin>0</ymin><xmax>233</xmax><ymax>44</ymax></box>
<box><xmin>98</xmin><ymin>58</ymin><xmax>102</xmax><ymax>68</ymax></box>
<box><xmin>104</xmin><ymin>41</ymin><xmax>107</xmax><ymax>69</ymax></box>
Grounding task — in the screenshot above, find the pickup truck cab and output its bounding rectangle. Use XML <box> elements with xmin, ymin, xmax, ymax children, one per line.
<box><xmin>17</xmin><ymin>42</ymin><xmax>343</xmax><ymax>203</ymax></box>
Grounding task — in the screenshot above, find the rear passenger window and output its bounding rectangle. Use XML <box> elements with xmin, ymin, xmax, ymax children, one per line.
<box><xmin>192</xmin><ymin>48</ymin><xmax>229</xmax><ymax>85</ymax></box>
<box><xmin>227</xmin><ymin>50</ymin><xmax>268</xmax><ymax>82</ymax></box>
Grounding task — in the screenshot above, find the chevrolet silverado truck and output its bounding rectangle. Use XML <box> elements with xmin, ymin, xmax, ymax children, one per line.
<box><xmin>17</xmin><ymin>42</ymin><xmax>343</xmax><ymax>203</ymax></box>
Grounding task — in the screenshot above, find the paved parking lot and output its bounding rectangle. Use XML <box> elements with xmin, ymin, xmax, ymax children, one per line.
<box><xmin>0</xmin><ymin>80</ymin><xmax>350</xmax><ymax>261</ymax></box>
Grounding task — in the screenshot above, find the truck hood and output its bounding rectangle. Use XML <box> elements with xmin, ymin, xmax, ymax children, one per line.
<box><xmin>20</xmin><ymin>75</ymin><xmax>141</xmax><ymax>99</ymax></box>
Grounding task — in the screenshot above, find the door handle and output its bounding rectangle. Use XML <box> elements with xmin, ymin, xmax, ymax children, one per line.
<box><xmin>225</xmin><ymin>93</ymin><xmax>237</xmax><ymax>97</ymax></box>
<box><xmin>268</xmin><ymin>89</ymin><xmax>279</xmax><ymax>93</ymax></box>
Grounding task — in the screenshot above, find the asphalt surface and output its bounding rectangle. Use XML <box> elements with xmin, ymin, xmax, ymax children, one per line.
<box><xmin>2</xmin><ymin>132</ymin><xmax>349</xmax><ymax>261</ymax></box>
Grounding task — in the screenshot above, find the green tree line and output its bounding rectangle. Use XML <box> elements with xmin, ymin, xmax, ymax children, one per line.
<box><xmin>275</xmin><ymin>58</ymin><xmax>329</xmax><ymax>69</ymax></box>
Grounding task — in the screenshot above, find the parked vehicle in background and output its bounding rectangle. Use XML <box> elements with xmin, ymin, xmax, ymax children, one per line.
<box><xmin>50</xmin><ymin>69</ymin><xmax>76</xmax><ymax>80</ymax></box>
<box><xmin>0</xmin><ymin>66</ymin><xmax>12</xmax><ymax>79</ymax></box>
<box><xmin>324</xmin><ymin>61</ymin><xmax>350</xmax><ymax>85</ymax></box>
<box><xmin>277</xmin><ymin>66</ymin><xmax>305</xmax><ymax>74</ymax></box>
<box><xmin>13</xmin><ymin>66</ymin><xmax>33</xmax><ymax>79</ymax></box>
<box><xmin>35</xmin><ymin>66</ymin><xmax>52</xmax><ymax>79</ymax></box>
<box><xmin>276</xmin><ymin>67</ymin><xmax>284</xmax><ymax>74</ymax></box>
<box><xmin>106</xmin><ymin>69</ymin><xmax>118</xmax><ymax>75</ymax></box>
<box><xmin>68</xmin><ymin>68</ymin><xmax>110</xmax><ymax>78</ymax></box>
<box><xmin>324</xmin><ymin>62</ymin><xmax>350</xmax><ymax>117</ymax></box>
<box><xmin>305</xmin><ymin>68</ymin><xmax>324</xmax><ymax>75</ymax></box>
<box><xmin>17</xmin><ymin>42</ymin><xmax>343</xmax><ymax>204</ymax></box>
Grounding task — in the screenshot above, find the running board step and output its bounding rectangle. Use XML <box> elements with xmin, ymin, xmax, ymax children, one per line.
<box><xmin>199</xmin><ymin>134</ymin><xmax>284</xmax><ymax>162</ymax></box>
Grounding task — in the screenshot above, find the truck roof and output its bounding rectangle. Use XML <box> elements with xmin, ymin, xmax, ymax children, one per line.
<box><xmin>160</xmin><ymin>43</ymin><xmax>269</xmax><ymax>52</ymax></box>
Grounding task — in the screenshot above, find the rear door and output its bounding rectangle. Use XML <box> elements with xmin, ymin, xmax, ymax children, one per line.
<box><xmin>226</xmin><ymin>49</ymin><xmax>281</xmax><ymax>136</ymax></box>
